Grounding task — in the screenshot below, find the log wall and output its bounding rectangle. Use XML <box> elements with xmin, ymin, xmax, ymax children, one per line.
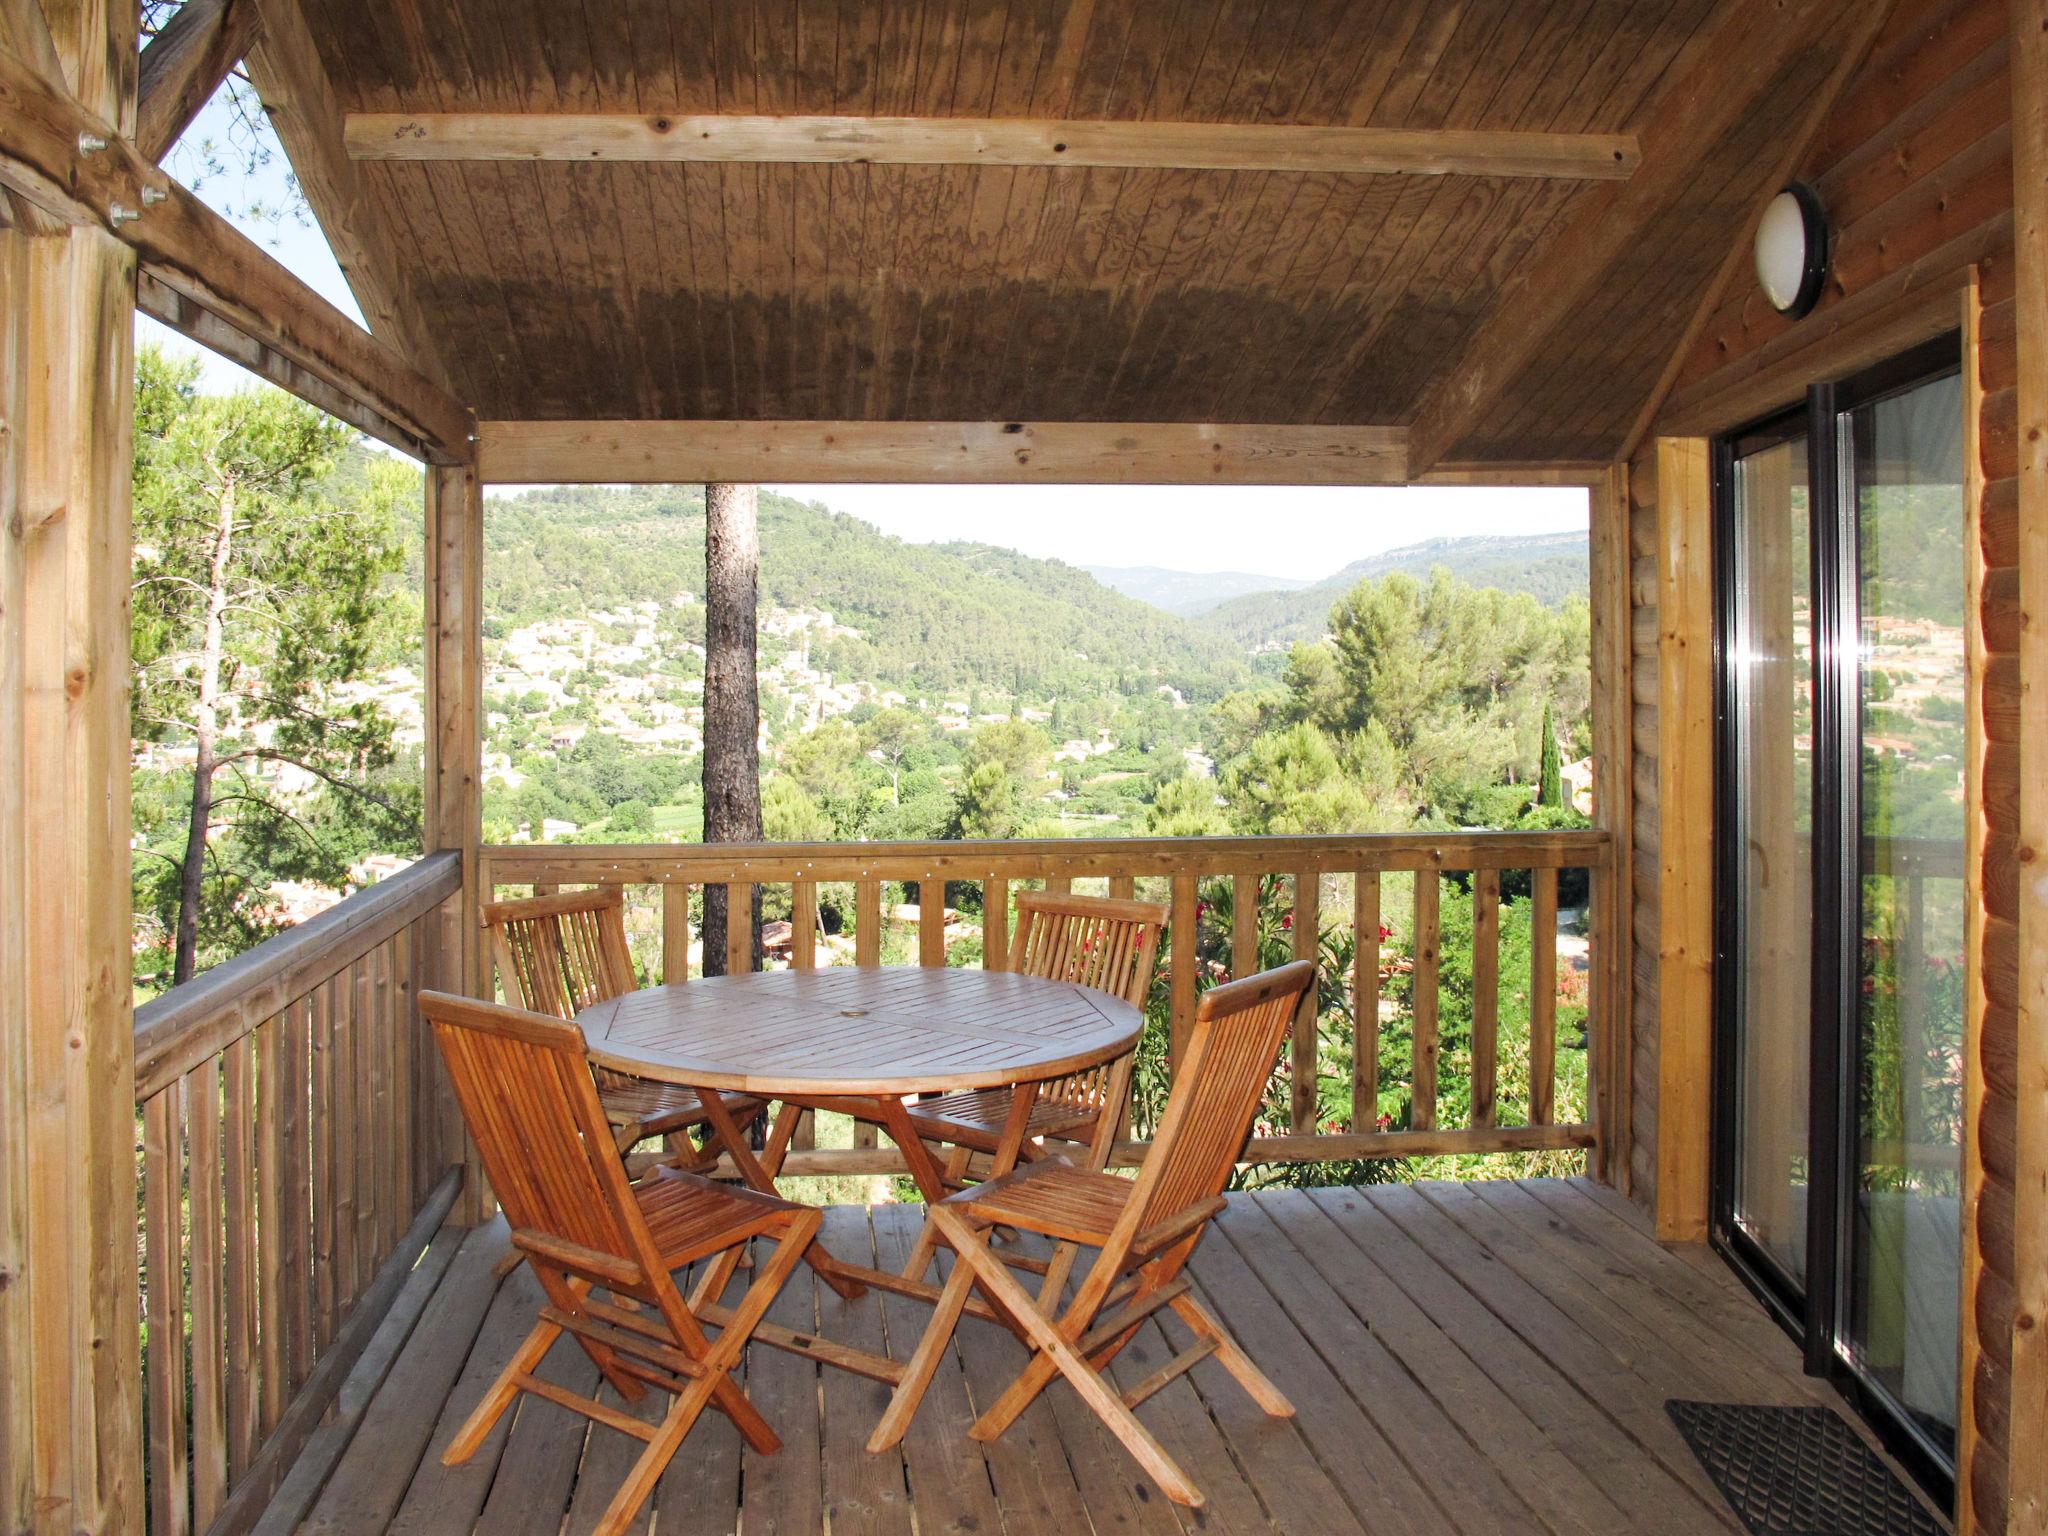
<box><xmin>1637</xmin><ymin>0</ymin><xmax>2019</xmax><ymax>1523</ymax></box>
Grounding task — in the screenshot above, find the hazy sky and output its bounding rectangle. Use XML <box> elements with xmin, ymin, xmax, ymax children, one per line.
<box><xmin>141</xmin><ymin>92</ymin><xmax>1584</xmax><ymax>581</ymax></box>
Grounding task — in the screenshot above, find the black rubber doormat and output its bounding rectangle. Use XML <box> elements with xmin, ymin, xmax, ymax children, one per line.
<box><xmin>1665</xmin><ymin>1401</ymin><xmax>1946</xmax><ymax>1536</ymax></box>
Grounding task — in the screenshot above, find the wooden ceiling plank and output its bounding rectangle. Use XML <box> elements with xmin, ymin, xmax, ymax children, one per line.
<box><xmin>0</xmin><ymin>38</ymin><xmax>473</xmax><ymax>457</ymax></box>
<box><xmin>1240</xmin><ymin>0</ymin><xmax>1549</xmax><ymax>424</ymax></box>
<box><xmin>1323</xmin><ymin>0</ymin><xmax>1633</xmax><ymax>423</ymax></box>
<box><xmin>1402</xmin><ymin>0</ymin><xmax>1881</xmax><ymax>476</ymax></box>
<box><xmin>136</xmin><ymin>0</ymin><xmax>263</xmax><ymax>162</ymax></box>
<box><xmin>474</xmin><ymin>419</ymin><xmax>1409</xmax><ymax>485</ymax></box>
<box><xmin>1613</xmin><ymin>0</ymin><xmax>1908</xmax><ymax>462</ymax></box>
<box><xmin>340</xmin><ymin>111</ymin><xmax>1642</xmax><ymax>180</ymax></box>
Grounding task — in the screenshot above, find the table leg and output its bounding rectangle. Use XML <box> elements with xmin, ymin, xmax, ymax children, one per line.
<box><xmin>887</xmin><ymin>1088</ymin><xmax>1034</xmax><ymax>1284</ymax></box>
<box><xmin>689</xmin><ymin>1097</ymin><xmax>867</xmax><ymax>1305</ymax></box>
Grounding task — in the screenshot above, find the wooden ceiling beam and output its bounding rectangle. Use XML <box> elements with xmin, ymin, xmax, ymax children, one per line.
<box><xmin>0</xmin><ymin>36</ymin><xmax>475</xmax><ymax>461</ymax></box>
<box><xmin>242</xmin><ymin>0</ymin><xmax>455</xmax><ymax>390</ymax></box>
<box><xmin>476</xmin><ymin>420</ymin><xmax>1411</xmax><ymax>485</ymax></box>
<box><xmin>344</xmin><ymin>113</ymin><xmax>1640</xmax><ymax>182</ymax></box>
<box><xmin>1402</xmin><ymin>0</ymin><xmax>1887</xmax><ymax>476</ymax></box>
<box><xmin>135</xmin><ymin>0</ymin><xmax>262</xmax><ymax>162</ymax></box>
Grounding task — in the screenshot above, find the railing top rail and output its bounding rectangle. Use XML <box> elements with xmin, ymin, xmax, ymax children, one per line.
<box><xmin>481</xmin><ymin>828</ymin><xmax>1611</xmax><ymax>884</ymax></box>
<box><xmin>133</xmin><ymin>849</ymin><xmax>462</xmax><ymax>1099</ymax></box>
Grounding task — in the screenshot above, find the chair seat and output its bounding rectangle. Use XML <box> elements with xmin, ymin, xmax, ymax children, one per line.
<box><xmin>635</xmin><ymin>1167</ymin><xmax>807</xmax><ymax>1266</ymax></box>
<box><xmin>905</xmin><ymin>1087</ymin><xmax>1100</xmax><ymax>1150</ymax></box>
<box><xmin>946</xmin><ymin>1157</ymin><xmax>1132</xmax><ymax>1245</ymax></box>
<box><xmin>595</xmin><ymin>1073</ymin><xmax>765</xmax><ymax>1138</ymax></box>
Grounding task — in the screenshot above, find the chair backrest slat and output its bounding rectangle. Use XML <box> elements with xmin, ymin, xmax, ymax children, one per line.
<box><xmin>484</xmin><ymin>888</ymin><xmax>638</xmax><ymax>1020</ymax></box>
<box><xmin>1008</xmin><ymin>891</ymin><xmax>1167</xmax><ymax>1108</ymax></box>
<box><xmin>425</xmin><ymin>991</ymin><xmax>649</xmax><ymax>1263</ymax></box>
<box><xmin>1126</xmin><ymin>961</ymin><xmax>1315</xmax><ymax>1236</ymax></box>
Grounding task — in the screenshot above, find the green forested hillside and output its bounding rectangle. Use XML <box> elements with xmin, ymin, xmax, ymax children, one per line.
<box><xmin>472</xmin><ymin>485</ymin><xmax>1251</xmax><ymax>701</ymax></box>
<box><xmin>1084</xmin><ymin>564</ymin><xmax>1309</xmax><ymax>616</ymax></box>
<box><xmin>1198</xmin><ymin>531</ymin><xmax>1588</xmax><ymax>653</ymax></box>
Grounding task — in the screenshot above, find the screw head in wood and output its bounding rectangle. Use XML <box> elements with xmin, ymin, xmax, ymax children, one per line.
<box><xmin>77</xmin><ymin>131</ymin><xmax>108</xmax><ymax>154</ymax></box>
<box><xmin>141</xmin><ymin>185</ymin><xmax>168</xmax><ymax>206</ymax></box>
<box><xmin>108</xmin><ymin>203</ymin><xmax>139</xmax><ymax>225</ymax></box>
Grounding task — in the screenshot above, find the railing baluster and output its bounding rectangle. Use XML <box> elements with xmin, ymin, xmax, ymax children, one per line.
<box><xmin>280</xmin><ymin>994</ymin><xmax>312</xmax><ymax>1391</ymax></box>
<box><xmin>311</xmin><ymin>981</ymin><xmax>336</xmax><ymax>1352</ymax></box>
<box><xmin>984</xmin><ymin>877</ymin><xmax>1009</xmax><ymax>971</ymax></box>
<box><xmin>1353</xmin><ymin>872</ymin><xmax>1381</xmax><ymax>1132</ymax></box>
<box><xmin>1170</xmin><ymin>872</ymin><xmax>1198</xmax><ymax>1076</ymax></box>
<box><xmin>186</xmin><ymin>1055</ymin><xmax>227</xmax><ymax>1528</ymax></box>
<box><xmin>791</xmin><ymin>880</ymin><xmax>818</xmax><ymax>970</ymax></box>
<box><xmin>222</xmin><ymin>1032</ymin><xmax>258</xmax><ymax>1478</ymax></box>
<box><xmin>392</xmin><ymin>927</ymin><xmax>415</xmax><ymax>1247</ymax></box>
<box><xmin>1231</xmin><ymin>872</ymin><xmax>1259</xmax><ymax>979</ymax></box>
<box><xmin>353</xmin><ymin>957</ymin><xmax>378</xmax><ymax>1300</ymax></box>
<box><xmin>331</xmin><ymin>973</ymin><xmax>358</xmax><ymax>1313</ymax></box>
<box><xmin>143</xmin><ymin>1087</ymin><xmax>190</xmax><ymax>1536</ymax></box>
<box><xmin>255</xmin><ymin>1013</ymin><xmax>286</xmax><ymax>1433</ymax></box>
<box><xmin>662</xmin><ymin>881</ymin><xmax>691</xmax><ymax>983</ymax></box>
<box><xmin>1291</xmin><ymin>871</ymin><xmax>1320</xmax><ymax>1133</ymax></box>
<box><xmin>918</xmin><ymin>877</ymin><xmax>947</xmax><ymax>967</ymax></box>
<box><xmin>1412</xmin><ymin>872</ymin><xmax>1441</xmax><ymax>1132</ymax></box>
<box><xmin>1531</xmin><ymin>867</ymin><xmax>1559</xmax><ymax>1125</ymax></box>
<box><xmin>1472</xmin><ymin>869</ymin><xmax>1501</xmax><ymax>1129</ymax></box>
<box><xmin>855</xmin><ymin>879</ymin><xmax>882</xmax><ymax>968</ymax></box>
<box><xmin>725</xmin><ymin>882</ymin><xmax>753</xmax><ymax>975</ymax></box>
<box><xmin>376</xmin><ymin>940</ymin><xmax>402</xmax><ymax>1260</ymax></box>
<box><xmin>1109</xmin><ymin>875</ymin><xmax>1135</xmax><ymax>901</ymax></box>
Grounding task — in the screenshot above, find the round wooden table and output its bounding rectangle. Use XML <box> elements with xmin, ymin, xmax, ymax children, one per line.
<box><xmin>574</xmin><ymin>966</ymin><xmax>1144</xmax><ymax>1371</ymax></box>
<box><xmin>578</xmin><ymin>966</ymin><xmax>1144</xmax><ymax>1098</ymax></box>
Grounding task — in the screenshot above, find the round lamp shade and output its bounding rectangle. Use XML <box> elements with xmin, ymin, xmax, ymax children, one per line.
<box><xmin>1754</xmin><ymin>184</ymin><xmax>1828</xmax><ymax>319</ymax></box>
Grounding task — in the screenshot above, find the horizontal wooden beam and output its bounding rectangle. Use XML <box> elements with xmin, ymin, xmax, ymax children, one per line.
<box><xmin>346</xmin><ymin>112</ymin><xmax>1640</xmax><ymax>181</ymax></box>
<box><xmin>0</xmin><ymin>37</ymin><xmax>475</xmax><ymax>462</ymax></box>
<box><xmin>478</xmin><ymin>419</ymin><xmax>1410</xmax><ymax>485</ymax></box>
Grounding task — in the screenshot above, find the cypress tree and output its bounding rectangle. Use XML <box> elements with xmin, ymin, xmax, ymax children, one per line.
<box><xmin>1539</xmin><ymin>700</ymin><xmax>1562</xmax><ymax>807</ymax></box>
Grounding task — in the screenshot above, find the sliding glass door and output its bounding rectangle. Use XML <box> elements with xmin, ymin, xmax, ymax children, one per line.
<box><xmin>1713</xmin><ymin>340</ymin><xmax>1965</xmax><ymax>1502</ymax></box>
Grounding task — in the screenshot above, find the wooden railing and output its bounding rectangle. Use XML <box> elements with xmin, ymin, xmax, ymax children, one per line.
<box><xmin>481</xmin><ymin>829</ymin><xmax>1616</xmax><ymax>1171</ymax></box>
<box><xmin>132</xmin><ymin>851</ymin><xmax>464</xmax><ymax>1536</ymax></box>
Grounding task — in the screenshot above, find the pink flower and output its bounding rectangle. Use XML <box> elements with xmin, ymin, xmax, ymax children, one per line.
<box><xmin>1376</xmin><ymin>1112</ymin><xmax>1393</xmax><ymax>1132</ymax></box>
<box><xmin>1378</xmin><ymin>923</ymin><xmax>1393</xmax><ymax>941</ymax></box>
<box><xmin>1281</xmin><ymin>913</ymin><xmax>1294</xmax><ymax>930</ymax></box>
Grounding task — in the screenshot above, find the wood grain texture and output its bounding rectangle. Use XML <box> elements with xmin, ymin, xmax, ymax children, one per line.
<box><xmin>1653</xmin><ymin>437</ymin><xmax>1714</xmax><ymax>1242</ymax></box>
<box><xmin>578</xmin><ymin>967</ymin><xmax>1142</xmax><ymax>1097</ymax></box>
<box><xmin>348</xmin><ymin>111</ymin><xmax>1640</xmax><ymax>180</ymax></box>
<box><xmin>259</xmin><ymin>0</ymin><xmax>1721</xmax><ymax>430</ymax></box>
<box><xmin>0</xmin><ymin>9</ymin><xmax>144</xmax><ymax>1515</ymax></box>
<box><xmin>2004</xmin><ymin>2</ymin><xmax>2047</xmax><ymax>1529</ymax></box>
<box><xmin>136</xmin><ymin>0</ymin><xmax>262</xmax><ymax>162</ymax></box>
<box><xmin>477</xmin><ymin>419</ymin><xmax>1408</xmax><ymax>485</ymax></box>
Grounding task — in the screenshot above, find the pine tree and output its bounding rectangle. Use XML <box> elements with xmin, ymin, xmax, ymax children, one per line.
<box><xmin>1539</xmin><ymin>700</ymin><xmax>1562</xmax><ymax>807</ymax></box>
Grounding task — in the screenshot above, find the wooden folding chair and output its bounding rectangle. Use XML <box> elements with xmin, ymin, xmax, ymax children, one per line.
<box><xmin>897</xmin><ymin>889</ymin><xmax>1166</xmax><ymax>1292</ymax></box>
<box><xmin>423</xmin><ymin>991</ymin><xmax>819</xmax><ymax>1536</ymax></box>
<box><xmin>869</xmin><ymin>960</ymin><xmax>1316</xmax><ymax>1510</ymax></box>
<box><xmin>905</xmin><ymin>890</ymin><xmax>1166</xmax><ymax>1181</ymax></box>
<box><xmin>484</xmin><ymin>887</ymin><xmax>766</xmax><ymax>1167</ymax></box>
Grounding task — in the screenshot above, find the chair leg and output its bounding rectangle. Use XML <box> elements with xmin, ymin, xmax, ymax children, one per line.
<box><xmin>442</xmin><ymin>1311</ymin><xmax>565</xmax><ymax>1464</ymax></box>
<box><xmin>866</xmin><ymin>1246</ymin><xmax>976</xmax><ymax>1453</ymax></box>
<box><xmin>587</xmin><ymin>1365</ymin><xmax>725</xmax><ymax>1536</ymax></box>
<box><xmin>1167</xmin><ymin>1292</ymin><xmax>1294</xmax><ymax>1417</ymax></box>
<box><xmin>946</xmin><ymin>1228</ymin><xmax>1204</xmax><ymax>1508</ymax></box>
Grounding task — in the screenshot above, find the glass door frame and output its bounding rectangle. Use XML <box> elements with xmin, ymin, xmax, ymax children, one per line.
<box><xmin>1709</xmin><ymin>334</ymin><xmax>1962</xmax><ymax>1507</ymax></box>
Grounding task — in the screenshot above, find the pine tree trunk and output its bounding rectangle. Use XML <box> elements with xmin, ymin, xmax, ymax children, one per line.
<box><xmin>701</xmin><ymin>483</ymin><xmax>762</xmax><ymax>975</ymax></box>
<box><xmin>175</xmin><ymin>476</ymin><xmax>238</xmax><ymax>985</ymax></box>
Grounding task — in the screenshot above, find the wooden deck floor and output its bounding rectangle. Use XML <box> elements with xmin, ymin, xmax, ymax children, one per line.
<box><xmin>270</xmin><ymin>1178</ymin><xmax>1939</xmax><ymax>1536</ymax></box>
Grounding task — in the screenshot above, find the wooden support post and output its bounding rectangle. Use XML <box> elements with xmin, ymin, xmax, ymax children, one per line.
<box><xmin>2006</xmin><ymin>2</ymin><xmax>2048</xmax><ymax>1528</ymax></box>
<box><xmin>1653</xmin><ymin>438</ymin><xmax>1715</xmax><ymax>1241</ymax></box>
<box><xmin>0</xmin><ymin>4</ymin><xmax>145</xmax><ymax>1530</ymax></box>
<box><xmin>1588</xmin><ymin>463</ymin><xmax>1634</xmax><ymax>1187</ymax></box>
<box><xmin>423</xmin><ymin>461</ymin><xmax>483</xmax><ymax>1215</ymax></box>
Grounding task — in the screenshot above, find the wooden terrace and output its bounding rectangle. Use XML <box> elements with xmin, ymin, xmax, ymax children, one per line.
<box><xmin>3</xmin><ymin>1</ymin><xmax>2045</xmax><ymax>1534</ymax></box>
<box><xmin>275</xmin><ymin>1179</ymin><xmax>1875</xmax><ymax>1536</ymax></box>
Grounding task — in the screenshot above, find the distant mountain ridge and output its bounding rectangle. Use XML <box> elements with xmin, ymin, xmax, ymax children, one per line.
<box><xmin>471</xmin><ymin>485</ymin><xmax>1251</xmax><ymax>702</ymax></box>
<box><xmin>1083</xmin><ymin>564</ymin><xmax>1310</xmax><ymax>617</ymax></box>
<box><xmin>1194</xmin><ymin>531</ymin><xmax>1590</xmax><ymax>652</ymax></box>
